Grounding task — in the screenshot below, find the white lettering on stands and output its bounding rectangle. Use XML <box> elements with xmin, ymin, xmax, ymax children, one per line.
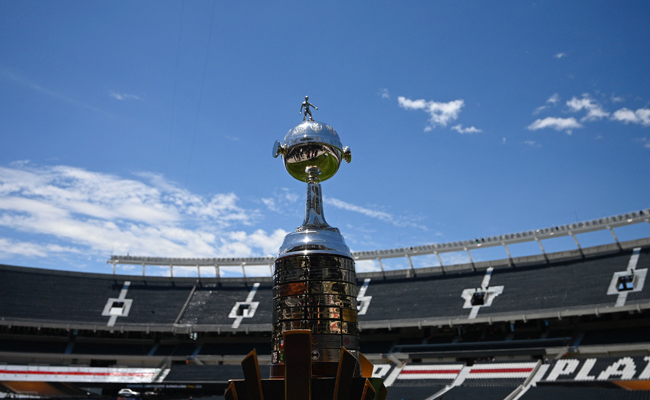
<box><xmin>546</xmin><ymin>360</ymin><xmax>579</xmax><ymax>381</ymax></box>
<box><xmin>597</xmin><ymin>357</ymin><xmax>636</xmax><ymax>380</ymax></box>
<box><xmin>545</xmin><ymin>357</ymin><xmax>650</xmax><ymax>382</ymax></box>
<box><xmin>575</xmin><ymin>359</ymin><xmax>597</xmax><ymax>381</ymax></box>
<box><xmin>640</xmin><ymin>357</ymin><xmax>650</xmax><ymax>380</ymax></box>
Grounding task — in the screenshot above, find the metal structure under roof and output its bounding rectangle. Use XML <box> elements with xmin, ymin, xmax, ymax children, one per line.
<box><xmin>108</xmin><ymin>208</ymin><xmax>650</xmax><ymax>276</ymax></box>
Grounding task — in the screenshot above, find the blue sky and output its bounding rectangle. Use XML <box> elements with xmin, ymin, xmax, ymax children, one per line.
<box><xmin>1</xmin><ymin>1</ymin><xmax>649</xmax><ymax>275</ymax></box>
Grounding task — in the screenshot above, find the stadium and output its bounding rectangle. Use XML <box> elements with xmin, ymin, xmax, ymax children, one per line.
<box><xmin>1</xmin><ymin>209</ymin><xmax>649</xmax><ymax>399</ymax></box>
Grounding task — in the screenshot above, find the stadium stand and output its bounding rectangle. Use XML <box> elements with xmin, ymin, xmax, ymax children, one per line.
<box><xmin>1</xmin><ymin>218</ymin><xmax>650</xmax><ymax>398</ymax></box>
<box><xmin>519</xmin><ymin>386</ymin><xmax>650</xmax><ymax>400</ymax></box>
<box><xmin>2</xmin><ymin>244</ymin><xmax>647</xmax><ymax>333</ymax></box>
<box><xmin>163</xmin><ymin>364</ymin><xmax>243</xmax><ymax>382</ymax></box>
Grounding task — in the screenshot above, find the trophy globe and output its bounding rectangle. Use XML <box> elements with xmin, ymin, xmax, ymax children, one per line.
<box><xmin>273</xmin><ymin>121</ymin><xmax>352</xmax><ymax>183</ymax></box>
<box><xmin>272</xmin><ymin>120</ymin><xmax>352</xmax><ymax>256</ymax></box>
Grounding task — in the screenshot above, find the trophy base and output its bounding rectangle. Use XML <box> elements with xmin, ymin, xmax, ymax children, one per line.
<box><xmin>225</xmin><ymin>330</ymin><xmax>386</xmax><ymax>400</ymax></box>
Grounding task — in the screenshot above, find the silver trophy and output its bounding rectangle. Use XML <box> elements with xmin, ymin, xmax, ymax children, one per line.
<box><xmin>223</xmin><ymin>100</ymin><xmax>386</xmax><ymax>399</ymax></box>
<box><xmin>271</xmin><ymin>104</ymin><xmax>357</xmax><ymax>378</ymax></box>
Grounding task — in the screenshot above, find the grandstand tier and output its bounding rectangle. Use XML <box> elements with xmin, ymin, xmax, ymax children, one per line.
<box><xmin>1</xmin><ymin>242</ymin><xmax>649</xmax><ymax>334</ymax></box>
<box><xmin>2</xmin><ymin>239</ymin><xmax>650</xmax><ymax>399</ymax></box>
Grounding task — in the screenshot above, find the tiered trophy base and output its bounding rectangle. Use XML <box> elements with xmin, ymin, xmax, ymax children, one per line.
<box><xmin>225</xmin><ymin>330</ymin><xmax>386</xmax><ymax>400</ymax></box>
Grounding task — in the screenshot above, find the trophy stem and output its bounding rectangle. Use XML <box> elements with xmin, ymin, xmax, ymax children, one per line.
<box><xmin>301</xmin><ymin>180</ymin><xmax>329</xmax><ymax>229</ymax></box>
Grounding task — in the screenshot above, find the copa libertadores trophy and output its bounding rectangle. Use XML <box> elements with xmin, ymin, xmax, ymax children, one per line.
<box><xmin>271</xmin><ymin>97</ymin><xmax>356</xmax><ymax>375</ymax></box>
<box><xmin>224</xmin><ymin>98</ymin><xmax>386</xmax><ymax>400</ymax></box>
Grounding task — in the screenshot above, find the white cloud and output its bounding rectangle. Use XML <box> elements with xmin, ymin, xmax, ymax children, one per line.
<box><xmin>523</xmin><ymin>140</ymin><xmax>541</xmax><ymax>148</ymax></box>
<box><xmin>379</xmin><ymin>88</ymin><xmax>390</xmax><ymax>99</ymax></box>
<box><xmin>636</xmin><ymin>138</ymin><xmax>650</xmax><ymax>149</ymax></box>
<box><xmin>0</xmin><ymin>68</ymin><xmax>109</xmax><ymax>115</ymax></box>
<box><xmin>229</xmin><ymin>229</ymin><xmax>287</xmax><ymax>257</ymax></box>
<box><xmin>327</xmin><ymin>197</ymin><xmax>393</xmax><ymax>222</ymax></box>
<box><xmin>566</xmin><ymin>94</ymin><xmax>609</xmax><ymax>121</ymax></box>
<box><xmin>355</xmin><ymin>259</ymin><xmax>381</xmax><ymax>273</ymax></box>
<box><xmin>440</xmin><ymin>251</ymin><xmax>471</xmax><ymax>266</ymax></box>
<box><xmin>451</xmin><ymin>124</ymin><xmax>482</xmax><ymax>134</ymax></box>
<box><xmin>398</xmin><ymin>96</ymin><xmax>465</xmax><ymax>130</ymax></box>
<box><xmin>326</xmin><ymin>197</ymin><xmax>425</xmax><ymax>229</ymax></box>
<box><xmin>531</xmin><ymin>92</ymin><xmax>650</xmax><ymax>131</ymax></box>
<box><xmin>554</xmin><ymin>52</ymin><xmax>567</xmax><ymax>59</ymax></box>
<box><xmin>611</xmin><ymin>108</ymin><xmax>650</xmax><ymax>126</ymax></box>
<box><xmin>0</xmin><ymin>163</ymin><xmax>282</xmax><ymax>262</ymax></box>
<box><xmin>261</xmin><ymin>188</ymin><xmax>300</xmax><ymax>213</ymax></box>
<box><xmin>547</xmin><ymin>93</ymin><xmax>560</xmax><ymax>104</ymax></box>
<box><xmin>0</xmin><ymin>238</ymin><xmax>81</xmax><ymax>258</ymax></box>
<box><xmin>534</xmin><ymin>93</ymin><xmax>561</xmax><ymax>114</ymax></box>
<box><xmin>527</xmin><ymin>117</ymin><xmax>582</xmax><ymax>133</ymax></box>
<box><xmin>109</xmin><ymin>91</ymin><xmax>143</xmax><ymax>101</ymax></box>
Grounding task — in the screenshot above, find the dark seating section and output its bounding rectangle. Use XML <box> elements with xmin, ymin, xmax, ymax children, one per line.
<box><xmin>0</xmin><ymin>338</ymin><xmax>68</xmax><ymax>354</ymax></box>
<box><xmin>0</xmin><ymin>335</ymin><xmax>274</xmax><ymax>357</ymax></box>
<box><xmin>163</xmin><ymin>364</ymin><xmax>243</xmax><ymax>382</ymax></box>
<box><xmin>0</xmin><ymin>266</ymin><xmax>124</xmax><ymax>324</ymax></box>
<box><xmin>392</xmin><ymin>337</ymin><xmax>569</xmax><ymax>355</ymax></box>
<box><xmin>520</xmin><ymin>386</ymin><xmax>650</xmax><ymax>400</ymax></box>
<box><xmin>0</xmin><ymin>265</ymin><xmax>272</xmax><ymax>329</ymax></box>
<box><xmin>580</xmin><ymin>326</ymin><xmax>650</xmax><ymax>346</ymax></box>
<box><xmin>359</xmin><ymin>340</ymin><xmax>395</xmax><ymax>354</ymax></box>
<box><xmin>0</xmin><ymin>266</ymin><xmax>196</xmax><ymax>327</ymax></box>
<box><xmin>385</xmin><ymin>385</ymin><xmax>444</xmax><ymax>400</ymax></box>
<box><xmin>72</xmin><ymin>341</ymin><xmax>152</xmax><ymax>356</ymax></box>
<box><xmin>361</xmin><ymin>269</ymin><xmax>486</xmax><ymax>321</ymax></box>
<box><xmin>154</xmin><ymin>343</ymin><xmax>200</xmax><ymax>357</ymax></box>
<box><xmin>433</xmin><ymin>386</ymin><xmax>518</xmax><ymax>399</ymax></box>
<box><xmin>0</xmin><ymin>246</ymin><xmax>648</xmax><ymax>330</ymax></box>
<box><xmin>122</xmin><ymin>280</ymin><xmax>194</xmax><ymax>325</ymax></box>
<box><xmin>386</xmin><ymin>383</ymin><xmax>523</xmax><ymax>400</ymax></box>
<box><xmin>360</xmin><ymin>247</ymin><xmax>650</xmax><ymax>323</ymax></box>
<box><xmin>461</xmin><ymin>378</ymin><xmax>524</xmax><ymax>387</ymax></box>
<box><xmin>178</xmin><ymin>281</ymin><xmax>273</xmax><ymax>326</ymax></box>
<box><xmin>200</xmin><ymin>342</ymin><xmax>271</xmax><ymax>356</ymax></box>
<box><xmin>480</xmin><ymin>249</ymin><xmax>650</xmax><ymax>317</ymax></box>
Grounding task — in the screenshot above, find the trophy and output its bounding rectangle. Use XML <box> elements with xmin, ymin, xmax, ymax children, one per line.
<box><xmin>271</xmin><ymin>112</ymin><xmax>356</xmax><ymax>377</ymax></box>
<box><xmin>225</xmin><ymin>99</ymin><xmax>385</xmax><ymax>400</ymax></box>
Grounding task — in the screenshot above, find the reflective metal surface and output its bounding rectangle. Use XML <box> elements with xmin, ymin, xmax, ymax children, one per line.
<box><xmin>274</xmin><ymin>253</ymin><xmax>355</xmax><ymax>272</ymax></box>
<box><xmin>274</xmin><ymin>121</ymin><xmax>350</xmax><ymax>183</ymax></box>
<box><xmin>342</xmin><ymin>308</ymin><xmax>358</xmax><ymax>323</ymax></box>
<box><xmin>285</xmin><ymin>142</ymin><xmax>342</xmax><ymax>183</ymax></box>
<box><xmin>274</xmin><ymin>281</ymin><xmax>357</xmax><ymax>298</ymax></box>
<box><xmin>301</xmin><ymin>181</ymin><xmax>328</xmax><ymax>228</ymax></box>
<box><xmin>274</xmin><ymin>294</ymin><xmax>356</xmax><ymax>310</ymax></box>
<box><xmin>275</xmin><ymin>267</ymin><xmax>356</xmax><ymax>283</ymax></box>
<box><xmin>278</xmin><ymin>307</ymin><xmax>341</xmax><ymax>320</ymax></box>
<box><xmin>272</xmin><ymin>254</ymin><xmax>359</xmax><ymax>369</ymax></box>
<box><xmin>272</xmin><ymin>115</ymin><xmax>353</xmax><ymax>258</ymax></box>
<box><xmin>271</xmin><ymin>110</ymin><xmax>359</xmax><ymax>375</ymax></box>
<box><xmin>299</xmin><ymin>96</ymin><xmax>318</xmax><ymax>122</ymax></box>
<box><xmin>278</xmin><ymin>226</ymin><xmax>351</xmax><ymax>258</ymax></box>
